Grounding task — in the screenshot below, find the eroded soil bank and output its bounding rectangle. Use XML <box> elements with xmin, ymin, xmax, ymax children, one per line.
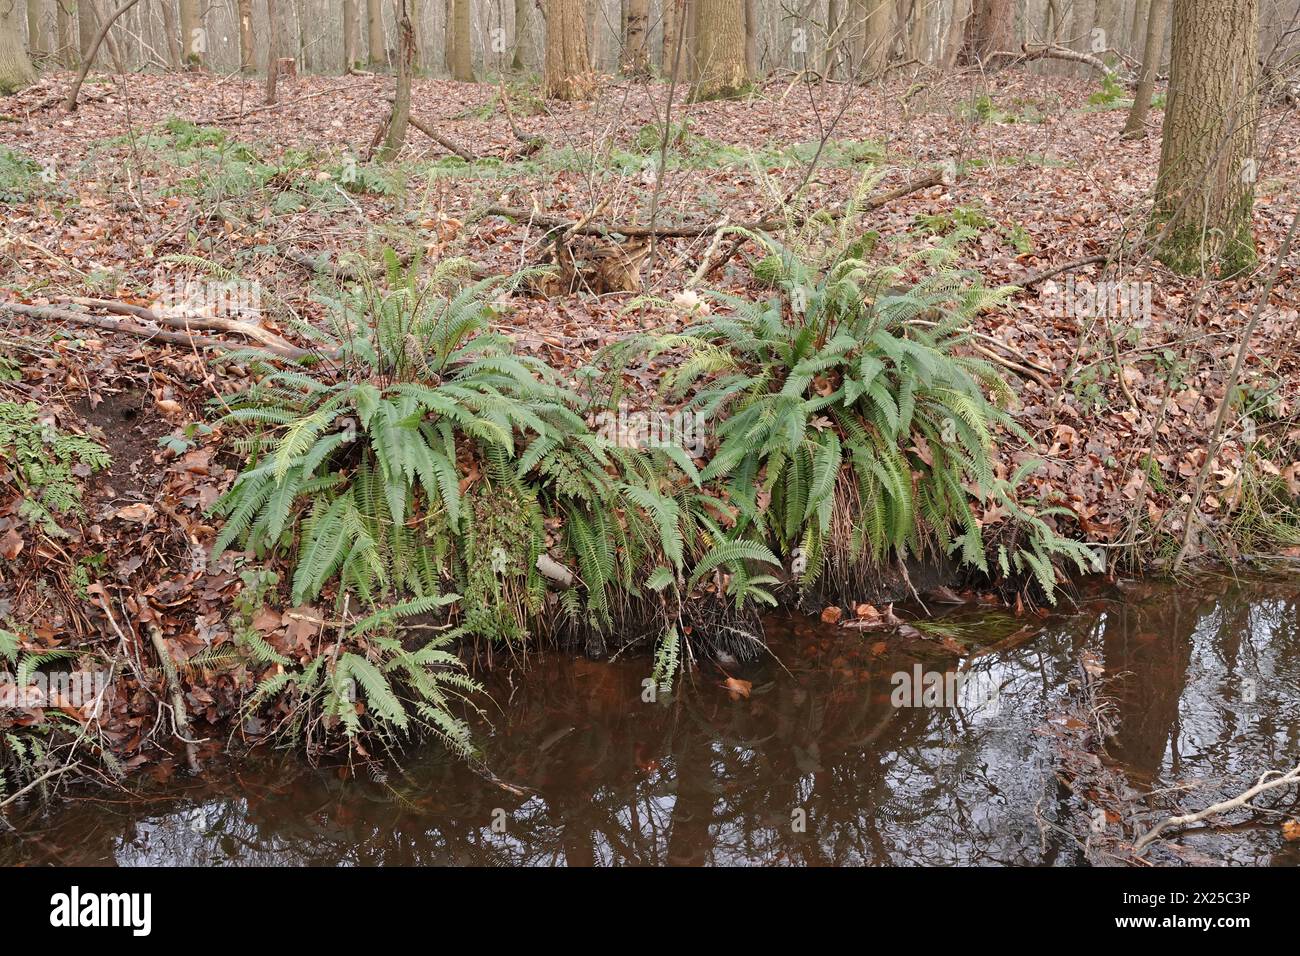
<box><xmin>3</xmin><ymin>573</ymin><xmax>1297</xmax><ymax>866</ymax></box>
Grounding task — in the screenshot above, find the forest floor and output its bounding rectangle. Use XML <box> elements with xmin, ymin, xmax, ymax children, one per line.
<box><xmin>0</xmin><ymin>67</ymin><xmax>1298</xmax><ymax>778</ymax></box>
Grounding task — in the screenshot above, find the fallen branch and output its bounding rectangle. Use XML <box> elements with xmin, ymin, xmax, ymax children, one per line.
<box><xmin>147</xmin><ymin>624</ymin><xmax>201</xmax><ymax>774</ymax></box>
<box><xmin>1134</xmin><ymin>763</ymin><xmax>1300</xmax><ymax>853</ymax></box>
<box><xmin>988</xmin><ymin>42</ymin><xmax>1128</xmax><ymax>81</ymax></box>
<box><xmin>61</xmin><ymin>296</ymin><xmax>299</xmax><ymax>353</ymax></box>
<box><xmin>1013</xmin><ymin>254</ymin><xmax>1110</xmax><ymax>289</ymax></box>
<box><xmin>0</xmin><ymin>761</ymin><xmax>81</xmax><ymax>811</ymax></box>
<box><xmin>1</xmin><ymin>301</ymin><xmax>308</xmax><ymax>359</ymax></box>
<box><xmin>408</xmin><ymin>115</ymin><xmax>476</xmax><ymax>161</ymax></box>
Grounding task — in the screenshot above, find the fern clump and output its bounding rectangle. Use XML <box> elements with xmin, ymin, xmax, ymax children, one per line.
<box><xmin>615</xmin><ymin>224</ymin><xmax>1096</xmax><ymax>602</ymax></box>
<box><xmin>247</xmin><ymin>595</ymin><xmax>482</xmax><ymax>757</ymax></box>
<box><xmin>210</xmin><ymin>256</ymin><xmax>575</xmax><ymax>607</ymax></box>
<box><xmin>0</xmin><ymin>401</ymin><xmax>110</xmax><ymax>534</ymax></box>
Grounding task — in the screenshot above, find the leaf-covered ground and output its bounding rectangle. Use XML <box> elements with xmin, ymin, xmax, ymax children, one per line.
<box><xmin>0</xmin><ymin>68</ymin><xmax>1297</xmax><ymax>773</ymax></box>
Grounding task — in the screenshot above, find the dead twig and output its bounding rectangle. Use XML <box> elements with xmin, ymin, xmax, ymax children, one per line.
<box><xmin>1134</xmin><ymin>763</ymin><xmax>1300</xmax><ymax>853</ymax></box>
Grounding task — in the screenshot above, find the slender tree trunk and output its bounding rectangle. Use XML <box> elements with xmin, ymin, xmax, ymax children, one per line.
<box><xmin>662</xmin><ymin>0</ymin><xmax>680</xmax><ymax>76</ymax></box>
<box><xmin>1121</xmin><ymin>0</ymin><xmax>1164</xmax><ymax>138</ymax></box>
<box><xmin>941</xmin><ymin>0</ymin><xmax>968</xmax><ymax>68</ymax></box>
<box><xmin>690</xmin><ymin>0</ymin><xmax>746</xmax><ymax>98</ymax></box>
<box><xmin>910</xmin><ymin>0</ymin><xmax>932</xmax><ymax>61</ymax></box>
<box><xmin>1152</xmin><ymin>0</ymin><xmax>1259</xmax><ymax>276</ymax></box>
<box><xmin>237</xmin><ymin>0</ymin><xmax>254</xmax><ymax>71</ymax></box>
<box><xmin>380</xmin><ymin>0</ymin><xmax>413</xmax><ymax>159</ymax></box>
<box><xmin>824</xmin><ymin>0</ymin><xmax>841</xmax><ymax>76</ymax></box>
<box><xmin>542</xmin><ymin>0</ymin><xmax>593</xmax><ymax>98</ymax></box>
<box><xmin>26</xmin><ymin>0</ymin><xmax>44</xmax><ymax>56</ymax></box>
<box><xmin>366</xmin><ymin>0</ymin><xmax>382</xmax><ymax>65</ymax></box>
<box><xmin>158</xmin><ymin>0</ymin><xmax>181</xmax><ymax>68</ymax></box>
<box><xmin>449</xmin><ymin>0</ymin><xmax>472</xmax><ymax>78</ymax></box>
<box><xmin>0</xmin><ymin>0</ymin><xmax>36</xmax><ymax>90</ymax></box>
<box><xmin>510</xmin><ymin>0</ymin><xmax>530</xmax><ymax>68</ymax></box>
<box><xmin>265</xmin><ymin>0</ymin><xmax>280</xmax><ymax>102</ymax></box>
<box><xmin>859</xmin><ymin>0</ymin><xmax>892</xmax><ymax>74</ymax></box>
<box><xmin>1095</xmin><ymin>0</ymin><xmax>1121</xmax><ymax>53</ymax></box>
<box><xmin>624</xmin><ymin>0</ymin><xmax>648</xmax><ymax>74</ymax></box>
<box><xmin>742</xmin><ymin>0</ymin><xmax>758</xmax><ymax>77</ymax></box>
<box><xmin>1128</xmin><ymin>0</ymin><xmax>1148</xmax><ymax>58</ymax></box>
<box><xmin>76</xmin><ymin>0</ymin><xmax>95</xmax><ymax>60</ymax></box>
<box><xmin>342</xmin><ymin>0</ymin><xmax>358</xmax><ymax>70</ymax></box>
<box><xmin>178</xmin><ymin>0</ymin><xmax>200</xmax><ymax>67</ymax></box>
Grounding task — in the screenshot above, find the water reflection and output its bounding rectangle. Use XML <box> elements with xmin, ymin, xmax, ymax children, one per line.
<box><xmin>3</xmin><ymin>576</ymin><xmax>1298</xmax><ymax>866</ymax></box>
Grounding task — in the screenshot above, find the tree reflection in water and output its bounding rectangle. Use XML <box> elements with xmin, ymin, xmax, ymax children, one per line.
<box><xmin>4</xmin><ymin>576</ymin><xmax>1298</xmax><ymax>866</ymax></box>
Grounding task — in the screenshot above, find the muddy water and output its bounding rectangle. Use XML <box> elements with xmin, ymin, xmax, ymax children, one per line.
<box><xmin>3</xmin><ymin>575</ymin><xmax>1299</xmax><ymax>866</ymax></box>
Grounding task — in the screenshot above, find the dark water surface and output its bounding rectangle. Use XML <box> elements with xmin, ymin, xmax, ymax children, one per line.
<box><xmin>3</xmin><ymin>574</ymin><xmax>1299</xmax><ymax>866</ymax></box>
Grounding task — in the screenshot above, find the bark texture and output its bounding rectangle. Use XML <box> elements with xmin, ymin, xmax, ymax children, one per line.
<box><xmin>690</xmin><ymin>0</ymin><xmax>747</xmax><ymax>99</ymax></box>
<box><xmin>542</xmin><ymin>0</ymin><xmax>594</xmax><ymax>99</ymax></box>
<box><xmin>1152</xmin><ymin>0</ymin><xmax>1259</xmax><ymax>276</ymax></box>
<box><xmin>0</xmin><ymin>0</ymin><xmax>35</xmax><ymax>90</ymax></box>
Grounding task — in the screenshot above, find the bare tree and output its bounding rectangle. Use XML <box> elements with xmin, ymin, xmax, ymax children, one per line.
<box><xmin>366</xmin><ymin>0</ymin><xmax>383</xmax><ymax>65</ymax></box>
<box><xmin>691</xmin><ymin>0</ymin><xmax>747</xmax><ymax>98</ymax></box>
<box><xmin>178</xmin><ymin>0</ymin><xmax>200</xmax><ymax>67</ymax></box>
<box><xmin>543</xmin><ymin>0</ymin><xmax>593</xmax><ymax>98</ymax></box>
<box><xmin>1121</xmin><ymin>0</ymin><xmax>1165</xmax><ymax>138</ymax></box>
<box><xmin>0</xmin><ymin>0</ymin><xmax>36</xmax><ymax>90</ymax></box>
<box><xmin>26</xmin><ymin>0</ymin><xmax>45</xmax><ymax>57</ymax></box>
<box><xmin>380</xmin><ymin>0</ymin><xmax>413</xmax><ymax>158</ymax></box>
<box><xmin>448</xmin><ymin>0</ymin><xmax>471</xmax><ymax>79</ymax></box>
<box><xmin>1152</xmin><ymin>0</ymin><xmax>1259</xmax><ymax>275</ymax></box>
<box><xmin>237</xmin><ymin>0</ymin><xmax>254</xmax><ymax>71</ymax></box>
<box><xmin>510</xmin><ymin>0</ymin><xmax>532</xmax><ymax>69</ymax></box>
<box><xmin>343</xmin><ymin>0</ymin><xmax>359</xmax><ymax>70</ymax></box>
<box><xmin>624</xmin><ymin>0</ymin><xmax>649</xmax><ymax>75</ymax></box>
<box><xmin>265</xmin><ymin>0</ymin><xmax>280</xmax><ymax>101</ymax></box>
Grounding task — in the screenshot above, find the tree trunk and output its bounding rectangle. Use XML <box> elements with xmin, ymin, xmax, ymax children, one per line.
<box><xmin>449</xmin><ymin>0</ymin><xmax>472</xmax><ymax>79</ymax></box>
<box><xmin>542</xmin><ymin>0</ymin><xmax>593</xmax><ymax>99</ymax></box>
<box><xmin>941</xmin><ymin>0</ymin><xmax>967</xmax><ymax>68</ymax></box>
<box><xmin>342</xmin><ymin>0</ymin><xmax>359</xmax><ymax>70</ymax></box>
<box><xmin>158</xmin><ymin>0</ymin><xmax>181</xmax><ymax>68</ymax></box>
<box><xmin>265</xmin><ymin>0</ymin><xmax>280</xmax><ymax>102</ymax></box>
<box><xmin>910</xmin><ymin>0</ymin><xmax>931</xmax><ymax>62</ymax></box>
<box><xmin>824</xmin><ymin>0</ymin><xmax>840</xmax><ymax>76</ymax></box>
<box><xmin>178</xmin><ymin>0</ymin><xmax>200</xmax><ymax>67</ymax></box>
<box><xmin>1121</xmin><ymin>0</ymin><xmax>1164</xmax><ymax>138</ymax></box>
<box><xmin>859</xmin><ymin>0</ymin><xmax>892</xmax><ymax>74</ymax></box>
<box><xmin>743</xmin><ymin>0</ymin><xmax>758</xmax><ymax>77</ymax></box>
<box><xmin>380</xmin><ymin>0</ymin><xmax>413</xmax><ymax>159</ymax></box>
<box><xmin>963</xmin><ymin>0</ymin><xmax>1013</xmax><ymax>60</ymax></box>
<box><xmin>0</xmin><ymin>0</ymin><xmax>36</xmax><ymax>90</ymax></box>
<box><xmin>662</xmin><ymin>0</ymin><xmax>681</xmax><ymax>77</ymax></box>
<box><xmin>26</xmin><ymin>0</ymin><xmax>44</xmax><ymax>56</ymax></box>
<box><xmin>1095</xmin><ymin>0</ymin><xmax>1121</xmax><ymax>53</ymax></box>
<box><xmin>1152</xmin><ymin>0</ymin><xmax>1259</xmax><ymax>276</ymax></box>
<box><xmin>510</xmin><ymin>0</ymin><xmax>530</xmax><ymax>68</ymax></box>
<box><xmin>690</xmin><ymin>0</ymin><xmax>746</xmax><ymax>98</ymax></box>
<box><xmin>366</xmin><ymin>0</ymin><xmax>383</xmax><ymax>65</ymax></box>
<box><xmin>1128</xmin><ymin>0</ymin><xmax>1149</xmax><ymax>58</ymax></box>
<box><xmin>76</xmin><ymin>0</ymin><xmax>95</xmax><ymax>60</ymax></box>
<box><xmin>624</xmin><ymin>0</ymin><xmax>648</xmax><ymax>74</ymax></box>
<box><xmin>237</xmin><ymin>0</ymin><xmax>254</xmax><ymax>71</ymax></box>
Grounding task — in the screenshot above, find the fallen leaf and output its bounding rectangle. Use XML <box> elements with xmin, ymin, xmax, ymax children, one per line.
<box><xmin>722</xmin><ymin>677</ymin><xmax>751</xmax><ymax>699</ymax></box>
